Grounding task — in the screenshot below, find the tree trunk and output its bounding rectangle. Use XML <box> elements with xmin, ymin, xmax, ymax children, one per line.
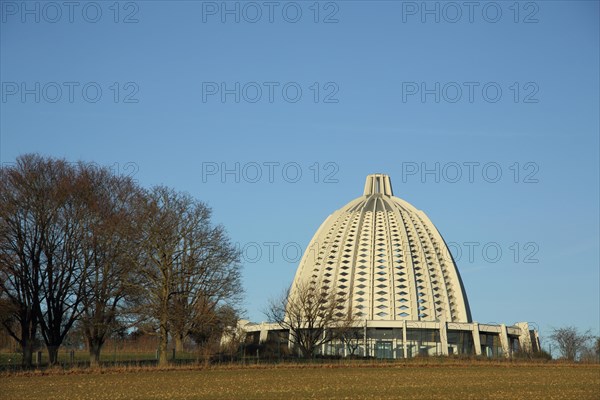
<box><xmin>22</xmin><ymin>339</ymin><xmax>34</xmax><ymax>368</ymax></box>
<box><xmin>158</xmin><ymin>319</ymin><xmax>169</xmax><ymax>366</ymax></box>
<box><xmin>17</xmin><ymin>314</ymin><xmax>37</xmax><ymax>368</ymax></box>
<box><xmin>47</xmin><ymin>345</ymin><xmax>59</xmax><ymax>365</ymax></box>
<box><xmin>88</xmin><ymin>339</ymin><xmax>103</xmax><ymax>367</ymax></box>
<box><xmin>175</xmin><ymin>334</ymin><xmax>184</xmax><ymax>353</ymax></box>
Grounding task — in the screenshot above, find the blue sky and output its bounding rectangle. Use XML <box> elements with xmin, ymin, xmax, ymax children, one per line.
<box><xmin>1</xmin><ymin>1</ymin><xmax>598</xmax><ymax>345</ymax></box>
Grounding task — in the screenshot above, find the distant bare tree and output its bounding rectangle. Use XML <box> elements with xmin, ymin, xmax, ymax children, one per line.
<box><xmin>190</xmin><ymin>303</ymin><xmax>240</xmax><ymax>363</ymax></box>
<box><xmin>550</xmin><ymin>326</ymin><xmax>594</xmax><ymax>361</ymax></box>
<box><xmin>218</xmin><ymin>309</ymin><xmax>245</xmax><ymax>360</ymax></box>
<box><xmin>0</xmin><ymin>290</ymin><xmax>20</xmax><ymax>348</ymax></box>
<box><xmin>265</xmin><ymin>281</ymin><xmax>355</xmax><ymax>358</ymax></box>
<box><xmin>338</xmin><ymin>326</ymin><xmax>363</xmax><ymax>356</ymax></box>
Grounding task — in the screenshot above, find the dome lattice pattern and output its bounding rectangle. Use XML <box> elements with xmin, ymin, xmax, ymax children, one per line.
<box><xmin>291</xmin><ymin>174</ymin><xmax>472</xmax><ymax>323</ymax></box>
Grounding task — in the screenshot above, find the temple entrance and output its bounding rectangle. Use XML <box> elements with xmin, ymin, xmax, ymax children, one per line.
<box><xmin>374</xmin><ymin>340</ymin><xmax>393</xmax><ymax>359</ymax></box>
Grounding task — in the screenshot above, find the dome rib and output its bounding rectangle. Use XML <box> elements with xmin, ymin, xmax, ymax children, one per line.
<box><xmin>396</xmin><ymin>203</ymin><xmax>420</xmax><ymax>320</ymax></box>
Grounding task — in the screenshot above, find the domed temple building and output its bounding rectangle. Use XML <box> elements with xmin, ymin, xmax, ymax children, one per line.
<box><xmin>239</xmin><ymin>174</ymin><xmax>540</xmax><ymax>358</ymax></box>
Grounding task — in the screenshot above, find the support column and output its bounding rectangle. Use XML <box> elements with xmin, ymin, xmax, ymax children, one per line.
<box><xmin>363</xmin><ymin>321</ymin><xmax>367</xmax><ymax>357</ymax></box>
<box><xmin>259</xmin><ymin>327</ymin><xmax>268</xmax><ymax>344</ymax></box>
<box><xmin>515</xmin><ymin>322</ymin><xmax>532</xmax><ymax>353</ymax></box>
<box><xmin>532</xmin><ymin>330</ymin><xmax>541</xmax><ymax>353</ymax></box>
<box><xmin>439</xmin><ymin>321</ymin><xmax>449</xmax><ymax>356</ymax></box>
<box><xmin>402</xmin><ymin>320</ymin><xmax>408</xmax><ymax>358</ymax></box>
<box><xmin>472</xmin><ymin>322</ymin><xmax>482</xmax><ymax>356</ymax></box>
<box><xmin>499</xmin><ymin>324</ymin><xmax>510</xmax><ymax>358</ymax></box>
<box><xmin>344</xmin><ymin>337</ymin><xmax>348</xmax><ymax>357</ymax></box>
<box><xmin>287</xmin><ymin>330</ymin><xmax>295</xmax><ymax>351</ymax></box>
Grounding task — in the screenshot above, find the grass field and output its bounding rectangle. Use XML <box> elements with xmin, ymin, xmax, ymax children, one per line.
<box><xmin>1</xmin><ymin>363</ymin><xmax>599</xmax><ymax>400</ymax></box>
<box><xmin>0</xmin><ymin>350</ymin><xmax>198</xmax><ymax>370</ymax></box>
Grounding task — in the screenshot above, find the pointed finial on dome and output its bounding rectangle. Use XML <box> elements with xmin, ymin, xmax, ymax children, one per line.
<box><xmin>364</xmin><ymin>174</ymin><xmax>393</xmax><ymax>196</ymax></box>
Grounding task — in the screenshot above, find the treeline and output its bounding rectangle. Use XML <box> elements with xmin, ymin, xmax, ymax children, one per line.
<box><xmin>0</xmin><ymin>154</ymin><xmax>243</xmax><ymax>367</ymax></box>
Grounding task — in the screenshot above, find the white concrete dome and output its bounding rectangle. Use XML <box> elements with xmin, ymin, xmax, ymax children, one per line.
<box><xmin>290</xmin><ymin>174</ymin><xmax>472</xmax><ymax>323</ymax></box>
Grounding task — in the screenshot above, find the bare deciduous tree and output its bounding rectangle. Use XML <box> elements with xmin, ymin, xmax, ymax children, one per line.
<box><xmin>1</xmin><ymin>154</ymin><xmax>243</xmax><ymax>368</ymax></box>
<box><xmin>338</xmin><ymin>326</ymin><xmax>363</xmax><ymax>356</ymax></box>
<box><xmin>265</xmin><ymin>281</ymin><xmax>355</xmax><ymax>358</ymax></box>
<box><xmin>168</xmin><ymin>210</ymin><xmax>242</xmax><ymax>352</ymax></box>
<box><xmin>0</xmin><ymin>155</ymin><xmax>83</xmax><ymax>366</ymax></box>
<box><xmin>549</xmin><ymin>326</ymin><xmax>594</xmax><ymax>361</ymax></box>
<box><xmin>135</xmin><ymin>187</ymin><xmax>242</xmax><ymax>366</ymax></box>
<box><xmin>78</xmin><ymin>166</ymin><xmax>142</xmax><ymax>366</ymax></box>
<box><xmin>0</xmin><ymin>156</ymin><xmax>135</xmax><ymax>366</ymax></box>
<box><xmin>34</xmin><ymin>160</ymin><xmax>89</xmax><ymax>365</ymax></box>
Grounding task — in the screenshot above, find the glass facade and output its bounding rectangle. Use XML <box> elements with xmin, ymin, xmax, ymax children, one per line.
<box><xmin>447</xmin><ymin>331</ymin><xmax>475</xmax><ymax>355</ymax></box>
<box><xmin>406</xmin><ymin>329</ymin><xmax>441</xmax><ymax>357</ymax></box>
<box><xmin>479</xmin><ymin>333</ymin><xmax>503</xmax><ymax>357</ymax></box>
<box><xmin>247</xmin><ymin>324</ymin><xmax>533</xmax><ymax>359</ymax></box>
<box><xmin>316</xmin><ymin>328</ymin><xmax>474</xmax><ymax>358</ymax></box>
